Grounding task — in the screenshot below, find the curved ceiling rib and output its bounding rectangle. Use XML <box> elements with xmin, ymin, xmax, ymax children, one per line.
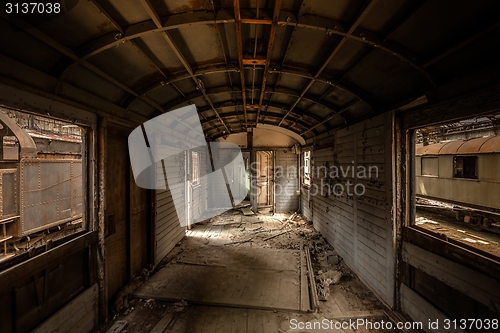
<box><xmin>5</xmin><ymin>10</ymin><xmax>183</xmax><ymax>128</ymax></box>
<box><xmin>198</xmin><ymin>107</ymin><xmax>323</xmax><ymax>139</ymax></box>
<box><xmin>123</xmin><ymin>66</ymin><xmax>373</xmax><ymax>112</ymax></box>
<box><xmin>138</xmin><ymin>0</ymin><xmax>230</xmax><ymax>135</ymax></box>
<box><xmin>301</xmin><ymin>101</ymin><xmax>358</xmax><ymax>136</ymax></box>
<box><xmin>195</xmin><ymin>101</ymin><xmax>345</xmax><ymax>133</ymax></box>
<box><xmin>157</xmin><ymin>86</ymin><xmax>348</xmax><ymax>123</ymax></box>
<box><xmin>55</xmin><ymin>9</ymin><xmax>436</xmax><ymax>97</ymax></box>
<box><xmin>277</xmin><ymin>0</ymin><xmax>379</xmax><ymax>126</ymax></box>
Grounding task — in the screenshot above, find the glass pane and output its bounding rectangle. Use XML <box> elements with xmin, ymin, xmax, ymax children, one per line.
<box><xmin>2</xmin><ymin>173</ymin><xmax>16</xmax><ymax>216</ymax></box>
<box><xmin>3</xmin><ymin>136</ymin><xmax>19</xmax><ymax>160</ymax></box>
<box><xmin>413</xmin><ymin>112</ymin><xmax>500</xmax><ymax>258</ymax></box>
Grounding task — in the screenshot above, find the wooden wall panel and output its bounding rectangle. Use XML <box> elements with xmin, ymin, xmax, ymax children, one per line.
<box><xmin>0</xmin><ymin>232</ymin><xmax>97</xmax><ymax>333</ymax></box>
<box><xmin>400</xmin><ymin>283</ymin><xmax>466</xmax><ymax>333</ymax></box>
<box><xmin>302</xmin><ymin>113</ymin><xmax>395</xmax><ymax>306</ymax></box>
<box><xmin>403</xmin><ymin>242</ymin><xmax>500</xmax><ymax>312</ymax></box>
<box><xmin>32</xmin><ymin>284</ymin><xmax>98</xmax><ymax>333</ymax></box>
<box><xmin>300</xmin><ymin>186</ymin><xmax>312</xmax><ymax>221</ymax></box>
<box><xmin>105</xmin><ymin>134</ymin><xmax>128</xmax><ymax>300</ymax></box>
<box><xmin>129</xmin><ymin>170</ymin><xmax>149</xmax><ymax>277</ymax></box>
<box><xmin>155</xmin><ymin>153</ymin><xmax>185</xmax><ymax>265</ymax></box>
<box><xmin>275</xmin><ymin>149</ymin><xmax>299</xmax><ymax>212</ymax></box>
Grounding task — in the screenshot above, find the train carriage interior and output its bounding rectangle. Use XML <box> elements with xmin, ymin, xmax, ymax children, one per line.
<box><xmin>0</xmin><ymin>0</ymin><xmax>500</xmax><ymax>332</ymax></box>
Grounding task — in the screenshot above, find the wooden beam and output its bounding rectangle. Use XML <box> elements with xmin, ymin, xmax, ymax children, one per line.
<box><xmin>241</xmin><ymin>18</ymin><xmax>272</xmax><ymax>25</ymax></box>
<box><xmin>402</xmin><ymin>241</ymin><xmax>500</xmax><ymax>311</ymax></box>
<box><xmin>0</xmin><ymin>232</ymin><xmax>97</xmax><ymax>287</ymax></box>
<box><xmin>97</xmin><ymin>118</ymin><xmax>108</xmax><ymax>323</ymax></box>
<box><xmin>32</xmin><ymin>284</ymin><xmax>99</xmax><ymax>333</ymax></box>
<box><xmin>403</xmin><ymin>227</ymin><xmax>500</xmax><ymax>280</ymax></box>
<box><xmin>242</xmin><ymin>57</ymin><xmax>267</xmax><ymax>66</ymax></box>
<box><xmin>234</xmin><ymin>0</ymin><xmax>248</xmax><ymax>129</ymax></box>
<box><xmin>401</xmin><ymin>283</ymin><xmax>467</xmax><ymax>333</ymax></box>
<box><xmin>256</xmin><ymin>0</ymin><xmax>282</xmax><ymax>125</ymax></box>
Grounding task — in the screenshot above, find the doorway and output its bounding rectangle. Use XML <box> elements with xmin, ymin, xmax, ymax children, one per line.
<box><xmin>256</xmin><ymin>151</ymin><xmax>273</xmax><ymax>212</ymax></box>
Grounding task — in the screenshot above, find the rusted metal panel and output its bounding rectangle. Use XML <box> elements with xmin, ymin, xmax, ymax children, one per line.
<box><xmin>479</xmin><ymin>135</ymin><xmax>500</xmax><ymax>153</ymax></box>
<box><xmin>458</xmin><ymin>137</ymin><xmax>491</xmax><ymax>154</ymax></box>
<box><xmin>415</xmin><ymin>142</ymin><xmax>446</xmax><ymax>155</ymax></box>
<box><xmin>436</xmin><ymin>140</ymin><xmax>464</xmax><ymax>155</ymax></box>
<box><xmin>0</xmin><ymin>113</ymin><xmax>37</xmax><ymax>158</ymax></box>
<box><xmin>19</xmin><ymin>159</ymin><xmax>82</xmax><ymax>237</ymax></box>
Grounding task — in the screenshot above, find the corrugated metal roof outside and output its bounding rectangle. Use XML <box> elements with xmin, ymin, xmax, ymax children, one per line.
<box><xmin>416</xmin><ymin>135</ymin><xmax>500</xmax><ymax>155</ymax></box>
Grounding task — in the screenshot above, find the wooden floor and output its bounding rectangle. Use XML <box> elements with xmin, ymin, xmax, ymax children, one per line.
<box><xmin>101</xmin><ymin>211</ymin><xmax>406</xmax><ymax>333</ymax></box>
<box><xmin>132</xmin><ymin>246</ymin><xmax>304</xmax><ymax>311</ymax></box>
<box><xmin>185</xmin><ymin>212</ymin><xmax>286</xmax><ymax>246</ymax></box>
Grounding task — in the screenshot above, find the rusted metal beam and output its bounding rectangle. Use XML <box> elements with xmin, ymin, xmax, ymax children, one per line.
<box><xmin>87</xmin><ymin>0</ymin><xmax>123</xmax><ymax>35</ymax></box>
<box><xmin>139</xmin><ymin>0</ymin><xmax>230</xmax><ymax>134</ymax></box>
<box><xmin>333</xmin><ymin>1</ymin><xmax>429</xmax><ymax>100</ymax></box>
<box><xmin>234</xmin><ymin>0</ymin><xmax>248</xmax><ymax>129</ymax></box>
<box><xmin>255</xmin><ymin>0</ymin><xmax>282</xmax><ymax>126</ymax></box>
<box><xmin>288</xmin><ymin>85</ymin><xmax>346</xmax><ymax>129</ymax></box>
<box><xmin>278</xmin><ymin>0</ymin><xmax>379</xmax><ymax>126</ymax></box>
<box><xmin>126</xmin><ymin>40</ymin><xmax>190</xmax><ymax>112</ymax></box>
<box><xmin>300</xmin><ymin>101</ymin><xmax>359</xmax><ymax>135</ymax></box>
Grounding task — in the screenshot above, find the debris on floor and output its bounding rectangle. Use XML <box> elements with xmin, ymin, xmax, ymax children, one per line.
<box><xmin>96</xmin><ymin>209</ymin><xmax>400</xmax><ymax>332</ymax></box>
<box><xmin>241</xmin><ymin>207</ymin><xmax>255</xmax><ymax>215</ymax></box>
<box><xmin>317</xmin><ymin>270</ymin><xmax>343</xmax><ymax>301</ymax></box>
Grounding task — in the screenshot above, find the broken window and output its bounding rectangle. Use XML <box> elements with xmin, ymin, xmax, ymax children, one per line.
<box><xmin>0</xmin><ymin>108</ymin><xmax>85</xmax><ymax>264</ymax></box>
<box><xmin>453</xmin><ymin>156</ymin><xmax>477</xmax><ymax>179</ymax></box>
<box><xmin>303</xmin><ymin>151</ymin><xmax>311</xmax><ymax>186</ymax></box>
<box><xmin>412</xmin><ymin>113</ymin><xmax>500</xmax><ymax>259</ymax></box>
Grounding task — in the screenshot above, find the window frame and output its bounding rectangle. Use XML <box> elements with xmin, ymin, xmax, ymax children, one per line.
<box><xmin>404</xmin><ymin>127</ymin><xmax>500</xmax><ymax>263</ymax></box>
<box><xmin>420</xmin><ymin>156</ymin><xmax>439</xmax><ymax>177</ymax></box>
<box><xmin>453</xmin><ymin>155</ymin><xmax>478</xmax><ymax>179</ymax></box>
<box><xmin>191</xmin><ymin>150</ymin><xmax>200</xmax><ymax>186</ymax></box>
<box><xmin>303</xmin><ymin>150</ymin><xmax>311</xmax><ymax>186</ymax></box>
<box><xmin>0</xmin><ymin>108</ymin><xmax>89</xmax><ymax>270</ymax></box>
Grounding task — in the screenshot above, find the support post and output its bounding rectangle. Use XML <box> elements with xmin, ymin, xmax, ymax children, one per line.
<box><xmin>97</xmin><ymin>117</ymin><xmax>108</xmax><ymax>323</ymax></box>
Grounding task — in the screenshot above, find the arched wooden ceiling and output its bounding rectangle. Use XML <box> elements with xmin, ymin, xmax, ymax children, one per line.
<box><xmin>1</xmin><ymin>0</ymin><xmax>499</xmax><ymax>140</ymax></box>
